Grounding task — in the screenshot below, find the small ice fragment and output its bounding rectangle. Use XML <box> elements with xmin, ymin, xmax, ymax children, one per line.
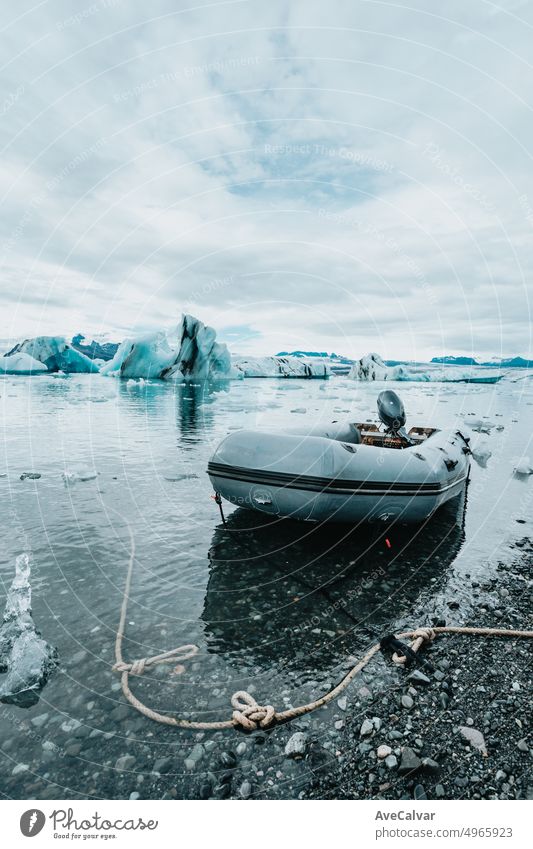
<box><xmin>0</xmin><ymin>554</ymin><xmax>58</xmax><ymax>707</ymax></box>
<box><xmin>514</xmin><ymin>457</ymin><xmax>532</xmax><ymax>475</ymax></box>
<box><xmin>61</xmin><ymin>469</ymin><xmax>98</xmax><ymax>485</ymax></box>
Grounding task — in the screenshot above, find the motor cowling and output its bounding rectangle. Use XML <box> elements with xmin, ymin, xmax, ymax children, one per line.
<box><xmin>377</xmin><ymin>390</ymin><xmax>406</xmax><ymax>432</ymax></box>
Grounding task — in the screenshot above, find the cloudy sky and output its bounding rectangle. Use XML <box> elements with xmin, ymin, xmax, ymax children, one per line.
<box><xmin>1</xmin><ymin>0</ymin><xmax>532</xmax><ymax>359</ymax></box>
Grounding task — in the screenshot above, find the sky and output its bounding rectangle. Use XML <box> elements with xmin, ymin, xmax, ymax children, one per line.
<box><xmin>1</xmin><ymin>0</ymin><xmax>532</xmax><ymax>360</ymax></box>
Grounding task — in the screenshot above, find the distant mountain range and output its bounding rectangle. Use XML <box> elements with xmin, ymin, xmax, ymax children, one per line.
<box><xmin>276</xmin><ymin>351</ymin><xmax>533</xmax><ymax>368</ymax></box>
<box><xmin>432</xmin><ymin>355</ymin><xmax>533</xmax><ymax>368</ymax></box>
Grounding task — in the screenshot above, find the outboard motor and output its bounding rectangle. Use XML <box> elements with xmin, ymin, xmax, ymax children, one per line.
<box><xmin>377</xmin><ymin>390</ymin><xmax>414</xmax><ymax>444</ymax></box>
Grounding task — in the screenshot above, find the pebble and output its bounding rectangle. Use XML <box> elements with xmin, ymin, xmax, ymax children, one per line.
<box><xmin>360</xmin><ymin>719</ymin><xmax>374</xmax><ymax>737</ymax></box>
<box><xmin>399</xmin><ymin>747</ymin><xmax>422</xmax><ymax>775</ymax></box>
<box><xmin>385</xmin><ymin>755</ymin><xmax>398</xmax><ymax>769</ymax></box>
<box><xmin>421</xmin><ymin>757</ymin><xmax>440</xmax><ymax>773</ymax></box>
<box><xmin>239</xmin><ymin>780</ymin><xmax>252</xmax><ymax>799</ymax></box>
<box><xmin>334</xmin><ymin>720</ymin><xmax>345</xmax><ymax>731</ymax></box>
<box><xmin>153</xmin><ymin>757</ymin><xmax>172</xmax><ymax>774</ymax></box>
<box><xmin>115</xmin><ymin>755</ymin><xmax>135</xmax><ymax>771</ymax></box>
<box><xmin>285</xmin><ymin>732</ymin><xmax>308</xmax><ymax>757</ymax></box>
<box><xmin>408</xmin><ymin>670</ymin><xmax>431</xmax><ymax>685</ymax></box>
<box><xmin>414</xmin><ymin>784</ymin><xmax>427</xmax><ymax>800</ymax></box>
<box><xmin>401</xmin><ymin>695</ymin><xmax>414</xmax><ymax>710</ymax></box>
<box><xmin>377</xmin><ymin>745</ymin><xmax>392</xmax><ymax>759</ymax></box>
<box><xmin>220</xmin><ymin>751</ymin><xmax>237</xmax><ymax>768</ymax></box>
<box><xmin>236</xmin><ymin>742</ymin><xmax>247</xmax><ymax>756</ymax></box>
<box><xmin>434</xmin><ymin>670</ymin><xmax>445</xmax><ymax>681</ymax></box>
<box><xmin>30</xmin><ymin>714</ymin><xmax>49</xmax><ymax>728</ymax></box>
<box><xmin>517</xmin><ymin>739</ymin><xmax>529</xmax><ymax>753</ymax></box>
<box><xmin>435</xmin><ymin>784</ymin><xmax>445</xmax><ymax>798</ymax></box>
<box><xmin>12</xmin><ymin>763</ymin><xmax>29</xmax><ymax>775</ymax></box>
<box><xmin>129</xmin><ymin>792</ymin><xmax>140</xmax><ymax>800</ymax></box>
<box><xmin>337</xmin><ymin>697</ymin><xmax>347</xmax><ymax>711</ymax></box>
<box><xmin>459</xmin><ymin>726</ymin><xmax>488</xmax><ymax>756</ymax></box>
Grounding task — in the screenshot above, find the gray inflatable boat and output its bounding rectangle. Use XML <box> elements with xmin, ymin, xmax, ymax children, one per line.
<box><xmin>208</xmin><ymin>391</ymin><xmax>471</xmax><ymax>524</ymax></box>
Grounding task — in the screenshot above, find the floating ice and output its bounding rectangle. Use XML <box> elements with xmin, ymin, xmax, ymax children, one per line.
<box><xmin>101</xmin><ymin>314</ymin><xmax>232</xmax><ymax>380</ymax></box>
<box><xmin>232</xmin><ymin>356</ymin><xmax>329</xmax><ymax>378</ymax></box>
<box><xmin>514</xmin><ymin>457</ymin><xmax>532</xmax><ymax>475</ymax></box>
<box><xmin>349</xmin><ymin>353</ymin><xmax>429</xmax><ymax>382</ymax></box>
<box><xmin>0</xmin><ymin>554</ymin><xmax>58</xmax><ymax>707</ymax></box>
<box><xmin>6</xmin><ymin>336</ymin><xmax>99</xmax><ymax>374</ymax></box>
<box><xmin>0</xmin><ymin>352</ymin><xmax>48</xmax><ymax>374</ymax></box>
<box><xmin>471</xmin><ymin>439</ymin><xmax>492</xmax><ymax>468</ymax></box>
<box><xmin>61</xmin><ymin>469</ymin><xmax>98</xmax><ymax>485</ymax></box>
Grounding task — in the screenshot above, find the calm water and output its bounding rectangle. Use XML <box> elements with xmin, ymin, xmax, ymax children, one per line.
<box><xmin>0</xmin><ymin>372</ymin><xmax>532</xmax><ymax>799</ymax></box>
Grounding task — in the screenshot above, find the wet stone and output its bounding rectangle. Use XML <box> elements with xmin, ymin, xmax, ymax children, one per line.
<box><xmin>360</xmin><ymin>719</ymin><xmax>373</xmax><ymax>737</ymax></box>
<box><xmin>401</xmin><ymin>695</ymin><xmax>414</xmax><ymax>710</ymax></box>
<box><xmin>408</xmin><ymin>670</ymin><xmax>431</xmax><ymax>685</ymax></box>
<box><xmin>414</xmin><ymin>784</ymin><xmax>427</xmax><ymax>800</ymax></box>
<box><xmin>377</xmin><ymin>745</ymin><xmax>392</xmax><ymax>759</ymax></box>
<box><xmin>385</xmin><ymin>755</ymin><xmax>398</xmax><ymax>769</ymax></box>
<box><xmin>219</xmin><ymin>751</ymin><xmax>237</xmax><ymax>768</ymax></box>
<box><xmin>285</xmin><ymin>732</ymin><xmax>308</xmax><ymax>758</ymax></box>
<box><xmin>115</xmin><ymin>755</ymin><xmax>135</xmax><ymax>771</ymax></box>
<box><xmin>399</xmin><ymin>747</ymin><xmax>422</xmax><ymax>775</ymax></box>
<box><xmin>153</xmin><ymin>757</ymin><xmax>172</xmax><ymax>774</ymax></box>
<box><xmin>240</xmin><ymin>780</ymin><xmax>252</xmax><ymax>799</ymax></box>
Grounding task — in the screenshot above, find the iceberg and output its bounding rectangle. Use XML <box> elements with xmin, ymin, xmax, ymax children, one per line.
<box><xmin>71</xmin><ymin>333</ymin><xmax>119</xmax><ymax>362</ymax></box>
<box><xmin>0</xmin><ymin>554</ymin><xmax>58</xmax><ymax>707</ymax></box>
<box><xmin>232</xmin><ymin>355</ymin><xmax>329</xmax><ymax>378</ymax></box>
<box><xmin>0</xmin><ymin>352</ymin><xmax>48</xmax><ymax>374</ymax></box>
<box><xmin>349</xmin><ymin>353</ymin><xmax>428</xmax><ymax>381</ymax></box>
<box><xmin>6</xmin><ymin>336</ymin><xmax>99</xmax><ymax>373</ymax></box>
<box><xmin>101</xmin><ymin>314</ymin><xmax>232</xmax><ymax>380</ymax></box>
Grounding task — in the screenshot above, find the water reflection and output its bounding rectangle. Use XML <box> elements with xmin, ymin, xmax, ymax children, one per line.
<box><xmin>174</xmin><ymin>380</ymin><xmax>230</xmax><ymax>444</ymax></box>
<box><xmin>202</xmin><ymin>494</ymin><xmax>466</xmax><ymax>673</ymax></box>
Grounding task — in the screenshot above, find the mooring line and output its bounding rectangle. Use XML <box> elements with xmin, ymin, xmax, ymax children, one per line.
<box><xmin>113</xmin><ymin>527</ymin><xmax>533</xmax><ymax>732</ymax></box>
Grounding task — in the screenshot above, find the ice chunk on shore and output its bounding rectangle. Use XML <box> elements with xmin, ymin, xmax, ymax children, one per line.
<box><xmin>0</xmin><ymin>554</ymin><xmax>58</xmax><ymax>707</ymax></box>
<box><xmin>0</xmin><ymin>352</ymin><xmax>48</xmax><ymax>374</ymax></box>
<box><xmin>6</xmin><ymin>336</ymin><xmax>99</xmax><ymax>374</ymax></box>
<box><xmin>232</xmin><ymin>356</ymin><xmax>329</xmax><ymax>378</ymax></box>
<box><xmin>101</xmin><ymin>314</ymin><xmax>232</xmax><ymax>380</ymax></box>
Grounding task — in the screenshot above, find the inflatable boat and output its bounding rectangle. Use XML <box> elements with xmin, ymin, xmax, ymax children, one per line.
<box><xmin>208</xmin><ymin>391</ymin><xmax>471</xmax><ymax>524</ymax></box>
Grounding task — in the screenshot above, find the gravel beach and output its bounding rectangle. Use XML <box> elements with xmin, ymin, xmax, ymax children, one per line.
<box><xmin>304</xmin><ymin>538</ymin><xmax>532</xmax><ymax>801</ymax></box>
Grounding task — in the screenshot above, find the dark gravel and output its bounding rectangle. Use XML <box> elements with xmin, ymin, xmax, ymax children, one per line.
<box><xmin>304</xmin><ymin>540</ymin><xmax>532</xmax><ymax>800</ymax></box>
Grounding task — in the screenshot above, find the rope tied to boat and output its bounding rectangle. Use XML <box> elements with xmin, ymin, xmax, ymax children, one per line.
<box><xmin>112</xmin><ymin>524</ymin><xmax>533</xmax><ymax>732</ymax></box>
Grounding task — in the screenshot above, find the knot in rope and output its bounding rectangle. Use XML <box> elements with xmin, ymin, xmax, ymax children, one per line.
<box><xmin>392</xmin><ymin>627</ymin><xmax>436</xmax><ymax>665</ymax></box>
<box><xmin>231</xmin><ymin>691</ymin><xmax>277</xmax><ymax>730</ymax></box>
<box><xmin>113</xmin><ymin>645</ymin><xmax>199</xmax><ymax>677</ymax></box>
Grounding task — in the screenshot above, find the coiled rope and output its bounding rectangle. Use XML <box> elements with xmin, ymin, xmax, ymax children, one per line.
<box><xmin>113</xmin><ymin>532</ymin><xmax>533</xmax><ymax>732</ymax></box>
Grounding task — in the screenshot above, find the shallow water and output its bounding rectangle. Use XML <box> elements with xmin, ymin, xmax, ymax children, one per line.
<box><xmin>0</xmin><ymin>372</ymin><xmax>532</xmax><ymax>799</ymax></box>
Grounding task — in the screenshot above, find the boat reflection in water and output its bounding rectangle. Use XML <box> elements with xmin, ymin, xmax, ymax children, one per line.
<box><xmin>202</xmin><ymin>493</ymin><xmax>466</xmax><ymax>677</ymax></box>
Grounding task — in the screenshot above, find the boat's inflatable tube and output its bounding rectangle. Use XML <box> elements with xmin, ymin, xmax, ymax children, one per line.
<box><xmin>208</xmin><ymin>423</ymin><xmax>471</xmax><ymax>524</ymax></box>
